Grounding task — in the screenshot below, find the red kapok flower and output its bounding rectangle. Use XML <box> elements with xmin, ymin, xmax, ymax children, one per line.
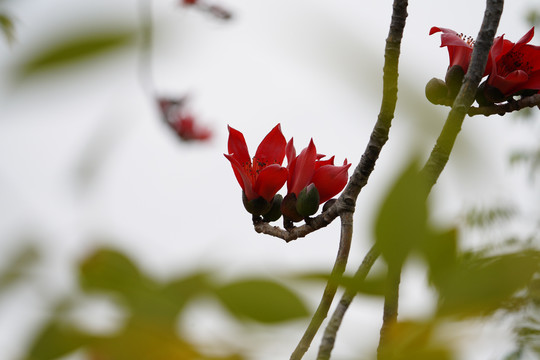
<box><xmin>224</xmin><ymin>124</ymin><xmax>288</xmax><ymax>202</ymax></box>
<box><xmin>430</xmin><ymin>27</ymin><xmax>475</xmax><ymax>73</ymax></box>
<box><xmin>487</xmin><ymin>27</ymin><xmax>540</xmax><ymax>97</ymax></box>
<box><xmin>286</xmin><ymin>138</ymin><xmax>351</xmax><ymax>204</ymax></box>
<box><xmin>171</xmin><ymin>114</ymin><xmax>212</xmax><ymax>141</ymax></box>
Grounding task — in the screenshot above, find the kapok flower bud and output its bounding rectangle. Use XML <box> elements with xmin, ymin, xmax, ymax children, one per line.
<box><xmin>242</xmin><ymin>191</ymin><xmax>272</xmax><ymax>216</ymax></box>
<box><xmin>280</xmin><ymin>193</ymin><xmax>304</xmax><ymax>222</ymax></box>
<box><xmin>262</xmin><ymin>194</ymin><xmax>283</xmax><ymax>222</ymax></box>
<box><xmin>296</xmin><ymin>184</ymin><xmax>320</xmax><ymax>217</ymax></box>
<box><xmin>445</xmin><ymin>65</ymin><xmax>465</xmax><ymax>97</ymax></box>
<box><xmin>425</xmin><ymin>78</ymin><xmax>449</xmax><ymax>105</ymax></box>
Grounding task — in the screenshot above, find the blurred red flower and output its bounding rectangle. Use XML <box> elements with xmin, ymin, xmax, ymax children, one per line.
<box><xmin>224</xmin><ymin>124</ymin><xmax>288</xmax><ymax>202</ymax></box>
<box><xmin>430</xmin><ymin>27</ymin><xmax>475</xmax><ymax>73</ymax></box>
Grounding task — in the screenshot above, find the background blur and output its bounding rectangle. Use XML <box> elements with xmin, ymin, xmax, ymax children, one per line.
<box><xmin>1</xmin><ymin>0</ymin><xmax>540</xmax><ymax>359</ymax></box>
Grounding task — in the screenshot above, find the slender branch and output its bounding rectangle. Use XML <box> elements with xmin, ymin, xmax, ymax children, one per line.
<box><xmin>421</xmin><ymin>0</ymin><xmax>504</xmax><ymax>189</ymax></box>
<box><xmin>290</xmin><ymin>212</ymin><xmax>354</xmax><ymax>360</ymax></box>
<box><xmin>431</xmin><ymin>93</ymin><xmax>540</xmax><ymax>117</ymax></box>
<box><xmin>289</xmin><ymin>0</ymin><xmax>408</xmax><ymax>358</ymax></box>
<box><xmin>256</xmin><ymin>0</ymin><xmax>408</xmax><ymax>242</ymax></box>
<box><xmin>376</xmin><ymin>266</ymin><xmax>402</xmax><ymax>359</ymax></box>
<box><xmin>316</xmin><ymin>245</ymin><xmax>380</xmax><ymax>360</ymax></box>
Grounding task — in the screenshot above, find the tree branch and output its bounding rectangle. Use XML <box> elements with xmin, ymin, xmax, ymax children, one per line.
<box><xmin>431</xmin><ymin>93</ymin><xmax>540</xmax><ymax>117</ymax></box>
<box><xmin>290</xmin><ymin>211</ymin><xmax>354</xmax><ymax>360</ymax></box>
<box><xmin>376</xmin><ymin>266</ymin><xmax>402</xmax><ymax>359</ymax></box>
<box><xmin>316</xmin><ymin>245</ymin><xmax>381</xmax><ymax>360</ymax></box>
<box><xmin>421</xmin><ymin>0</ymin><xmax>504</xmax><ymax>189</ymax></box>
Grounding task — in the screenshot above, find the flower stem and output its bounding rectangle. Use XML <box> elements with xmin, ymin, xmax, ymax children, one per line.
<box><xmin>290</xmin><ymin>212</ymin><xmax>354</xmax><ymax>360</ymax></box>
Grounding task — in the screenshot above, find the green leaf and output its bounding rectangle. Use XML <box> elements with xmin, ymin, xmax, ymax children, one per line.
<box><xmin>79</xmin><ymin>248</ymin><xmax>144</xmax><ymax>295</ymax></box>
<box><xmin>436</xmin><ymin>250</ymin><xmax>540</xmax><ymax>317</ymax></box>
<box><xmin>420</xmin><ymin>228</ymin><xmax>457</xmax><ymax>286</ymax></box>
<box><xmin>0</xmin><ymin>13</ymin><xmax>15</xmax><ymax>44</ymax></box>
<box><xmin>374</xmin><ymin>160</ymin><xmax>428</xmax><ymax>269</ymax></box>
<box><xmin>0</xmin><ymin>244</ymin><xmax>39</xmax><ymax>294</ymax></box>
<box><xmin>16</xmin><ymin>29</ymin><xmax>135</xmax><ymax>79</ymax></box>
<box><xmin>215</xmin><ymin>279</ymin><xmax>309</xmax><ymax>323</ymax></box>
<box><xmin>25</xmin><ymin>321</ymin><xmax>90</xmax><ymax>360</ymax></box>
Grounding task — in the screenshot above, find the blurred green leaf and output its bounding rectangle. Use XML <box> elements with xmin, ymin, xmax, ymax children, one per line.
<box><xmin>436</xmin><ymin>250</ymin><xmax>540</xmax><ymax>317</ymax></box>
<box><xmin>378</xmin><ymin>321</ymin><xmax>452</xmax><ymax>360</ymax></box>
<box><xmin>0</xmin><ymin>13</ymin><xmax>14</xmax><ymax>44</ymax></box>
<box><xmin>16</xmin><ymin>29</ymin><xmax>135</xmax><ymax>79</ymax></box>
<box><xmin>25</xmin><ymin>321</ymin><xmax>91</xmax><ymax>360</ymax></box>
<box><xmin>463</xmin><ymin>206</ymin><xmax>515</xmax><ymax>228</ymax></box>
<box><xmin>420</xmin><ymin>228</ymin><xmax>457</xmax><ymax>286</ymax></box>
<box><xmin>0</xmin><ymin>244</ymin><xmax>39</xmax><ymax>294</ymax></box>
<box><xmin>215</xmin><ymin>279</ymin><xmax>309</xmax><ymax>323</ymax></box>
<box><xmin>374</xmin><ymin>160</ymin><xmax>428</xmax><ymax>268</ymax></box>
<box><xmin>79</xmin><ymin>248</ymin><xmax>144</xmax><ymax>295</ymax></box>
<box><xmin>293</xmin><ymin>271</ymin><xmax>386</xmax><ymax>297</ymax></box>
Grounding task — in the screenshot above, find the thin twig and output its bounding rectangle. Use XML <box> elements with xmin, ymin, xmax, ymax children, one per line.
<box><xmin>421</xmin><ymin>0</ymin><xmax>504</xmax><ymax>190</ymax></box>
<box><xmin>290</xmin><ymin>212</ymin><xmax>354</xmax><ymax>360</ymax></box>
<box><xmin>316</xmin><ymin>245</ymin><xmax>380</xmax><ymax>360</ymax></box>
<box><xmin>432</xmin><ymin>93</ymin><xmax>540</xmax><ymax>117</ymax></box>
<box><xmin>289</xmin><ymin>0</ymin><xmax>409</xmax><ymax>357</ymax></box>
<box><xmin>376</xmin><ymin>266</ymin><xmax>402</xmax><ymax>359</ymax></box>
<box><xmin>137</xmin><ymin>0</ymin><xmax>154</xmax><ymax>95</ymax></box>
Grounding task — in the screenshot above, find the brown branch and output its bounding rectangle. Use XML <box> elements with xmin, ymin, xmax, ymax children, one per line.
<box><xmin>256</xmin><ymin>0</ymin><xmax>407</xmax><ymax>242</ymax></box>
<box><xmin>377</xmin><ymin>266</ymin><xmax>402</xmax><ymax>359</ymax></box>
<box><xmin>316</xmin><ymin>245</ymin><xmax>380</xmax><ymax>360</ymax></box>
<box><xmin>431</xmin><ymin>93</ymin><xmax>540</xmax><ymax>117</ymax></box>
<box><xmin>290</xmin><ymin>211</ymin><xmax>354</xmax><ymax>360</ymax></box>
<box><xmin>421</xmin><ymin>0</ymin><xmax>504</xmax><ymax>190</ymax></box>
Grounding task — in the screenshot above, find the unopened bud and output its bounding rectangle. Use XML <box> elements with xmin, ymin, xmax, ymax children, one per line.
<box><xmin>242</xmin><ymin>191</ymin><xmax>272</xmax><ymax>216</ymax></box>
<box><xmin>445</xmin><ymin>65</ymin><xmax>465</xmax><ymax>97</ymax></box>
<box><xmin>425</xmin><ymin>78</ymin><xmax>449</xmax><ymax>105</ymax></box>
<box><xmin>262</xmin><ymin>194</ymin><xmax>283</xmax><ymax>222</ymax></box>
<box><xmin>296</xmin><ymin>184</ymin><xmax>320</xmax><ymax>217</ymax></box>
<box><xmin>281</xmin><ymin>193</ymin><xmax>303</xmax><ymax>222</ymax></box>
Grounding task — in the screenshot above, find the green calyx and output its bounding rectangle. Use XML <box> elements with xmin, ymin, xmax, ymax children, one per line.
<box><xmin>262</xmin><ymin>194</ymin><xmax>283</xmax><ymax>222</ymax></box>
<box><xmin>242</xmin><ymin>191</ymin><xmax>272</xmax><ymax>216</ymax></box>
<box><xmin>296</xmin><ymin>184</ymin><xmax>320</xmax><ymax>217</ymax></box>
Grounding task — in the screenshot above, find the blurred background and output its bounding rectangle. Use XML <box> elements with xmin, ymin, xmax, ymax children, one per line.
<box><xmin>1</xmin><ymin>0</ymin><xmax>540</xmax><ymax>359</ymax></box>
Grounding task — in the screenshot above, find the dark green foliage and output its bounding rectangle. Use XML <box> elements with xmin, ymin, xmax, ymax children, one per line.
<box><xmin>434</xmin><ymin>250</ymin><xmax>540</xmax><ymax>317</ymax></box>
<box><xmin>374</xmin><ymin>160</ymin><xmax>428</xmax><ymax>269</ymax></box>
<box><xmin>0</xmin><ymin>13</ymin><xmax>14</xmax><ymax>44</ymax></box>
<box><xmin>15</xmin><ymin>29</ymin><xmax>136</xmax><ymax>80</ymax></box>
<box><xmin>216</xmin><ymin>279</ymin><xmax>309</xmax><ymax>323</ymax></box>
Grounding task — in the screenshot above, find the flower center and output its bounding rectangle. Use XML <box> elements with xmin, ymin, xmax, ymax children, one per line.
<box><xmin>456</xmin><ymin>33</ymin><xmax>475</xmax><ymax>47</ymax></box>
<box><xmin>497</xmin><ymin>49</ymin><xmax>532</xmax><ymax>76</ymax></box>
<box><xmin>242</xmin><ymin>157</ymin><xmax>273</xmax><ymax>182</ymax></box>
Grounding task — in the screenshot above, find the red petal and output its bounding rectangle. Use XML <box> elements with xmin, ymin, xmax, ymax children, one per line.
<box><xmin>224</xmin><ymin>154</ymin><xmax>257</xmax><ymax>200</ymax></box>
<box><xmin>521</xmin><ymin>70</ymin><xmax>540</xmax><ymax>90</ymax></box>
<box><xmin>254</xmin><ymin>124</ymin><xmax>287</xmax><ymax>165</ymax></box>
<box><xmin>289</xmin><ymin>139</ymin><xmax>317</xmax><ymax>196</ymax></box>
<box><xmin>315</xmin><ymin>156</ymin><xmax>335</xmax><ymax>170</ymax></box>
<box><xmin>312</xmin><ymin>163</ymin><xmax>352</xmax><ymax>204</ymax></box>
<box><xmin>516</xmin><ymin>27</ymin><xmax>535</xmax><ymax>46</ymax></box>
<box><xmin>286</xmin><ymin>138</ymin><xmax>296</xmax><ymax>166</ymax></box>
<box><xmin>490</xmin><ymin>70</ymin><xmax>529</xmax><ymax>96</ymax></box>
<box><xmin>227</xmin><ymin>125</ymin><xmax>251</xmax><ymax>166</ymax></box>
<box><xmin>254</xmin><ymin>164</ymin><xmax>288</xmax><ymax>201</ymax></box>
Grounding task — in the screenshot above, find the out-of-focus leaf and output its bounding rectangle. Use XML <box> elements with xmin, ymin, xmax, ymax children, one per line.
<box><xmin>0</xmin><ymin>13</ymin><xmax>14</xmax><ymax>44</ymax></box>
<box><xmin>16</xmin><ymin>29</ymin><xmax>136</xmax><ymax>79</ymax></box>
<box><xmin>436</xmin><ymin>250</ymin><xmax>540</xmax><ymax>317</ymax></box>
<box><xmin>420</xmin><ymin>228</ymin><xmax>457</xmax><ymax>286</ymax></box>
<box><xmin>374</xmin><ymin>160</ymin><xmax>428</xmax><ymax>269</ymax></box>
<box><xmin>0</xmin><ymin>244</ymin><xmax>39</xmax><ymax>294</ymax></box>
<box><xmin>79</xmin><ymin>248</ymin><xmax>144</xmax><ymax>296</ymax></box>
<box><xmin>378</xmin><ymin>321</ymin><xmax>452</xmax><ymax>360</ymax></box>
<box><xmin>215</xmin><ymin>279</ymin><xmax>309</xmax><ymax>323</ymax></box>
<box><xmin>25</xmin><ymin>321</ymin><xmax>91</xmax><ymax>360</ymax></box>
<box><xmin>463</xmin><ymin>206</ymin><xmax>515</xmax><ymax>228</ymax></box>
<box><xmin>293</xmin><ymin>271</ymin><xmax>386</xmax><ymax>297</ymax></box>
<box><xmin>161</xmin><ymin>272</ymin><xmax>212</xmax><ymax>313</ymax></box>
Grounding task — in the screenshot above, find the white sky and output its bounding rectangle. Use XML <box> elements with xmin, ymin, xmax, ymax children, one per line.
<box><xmin>0</xmin><ymin>0</ymin><xmax>539</xmax><ymax>359</ymax></box>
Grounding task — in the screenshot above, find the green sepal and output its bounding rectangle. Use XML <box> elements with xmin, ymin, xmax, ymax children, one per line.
<box><xmin>242</xmin><ymin>191</ymin><xmax>272</xmax><ymax>216</ymax></box>
<box><xmin>262</xmin><ymin>194</ymin><xmax>283</xmax><ymax>222</ymax></box>
<box><xmin>296</xmin><ymin>184</ymin><xmax>320</xmax><ymax>217</ymax></box>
